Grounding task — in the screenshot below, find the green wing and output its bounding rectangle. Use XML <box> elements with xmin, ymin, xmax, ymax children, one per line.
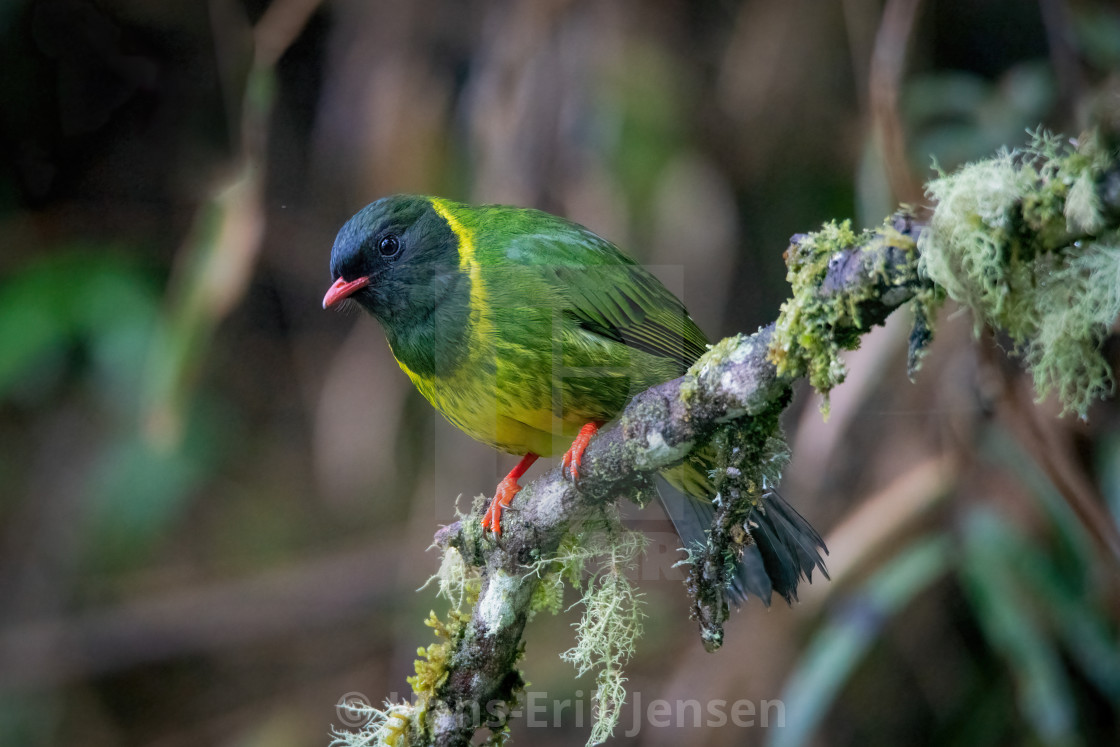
<box><xmin>487</xmin><ymin>208</ymin><xmax>711</xmax><ymax>369</ymax></box>
<box><xmin>553</xmin><ymin>263</ymin><xmax>709</xmax><ymax>368</ymax></box>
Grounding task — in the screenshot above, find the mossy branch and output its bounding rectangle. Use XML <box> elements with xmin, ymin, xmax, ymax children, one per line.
<box><xmin>334</xmin><ymin>130</ymin><xmax>1120</xmax><ymax>747</ymax></box>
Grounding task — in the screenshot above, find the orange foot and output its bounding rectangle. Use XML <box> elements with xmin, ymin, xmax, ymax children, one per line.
<box><xmin>481</xmin><ymin>453</ymin><xmax>539</xmax><ymax>537</ymax></box>
<box><xmin>562</xmin><ymin>422</ymin><xmax>601</xmax><ymax>482</ymax></box>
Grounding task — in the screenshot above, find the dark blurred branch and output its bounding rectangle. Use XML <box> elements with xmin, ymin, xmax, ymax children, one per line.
<box><xmin>870</xmin><ymin>0</ymin><xmax>924</xmax><ymax>204</ymax></box>
<box><xmin>255</xmin><ymin>0</ymin><xmax>325</xmax><ymax>68</ymax></box>
<box><xmin>1038</xmin><ymin>0</ymin><xmax>1085</xmax><ymax>117</ymax></box>
<box><xmin>142</xmin><ymin>0</ymin><xmax>323</xmax><ymax>449</ymax></box>
<box><xmin>0</xmin><ymin>543</ymin><xmax>404</xmax><ymax>692</ymax></box>
<box><xmin>999</xmin><ymin>376</ymin><xmax>1120</xmax><ymax>566</ymax></box>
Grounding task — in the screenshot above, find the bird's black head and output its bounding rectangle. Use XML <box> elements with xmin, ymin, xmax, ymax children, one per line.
<box><xmin>323</xmin><ymin>194</ymin><xmax>471</xmax><ymax>375</ymax></box>
<box><xmin>324</xmin><ymin>195</ymin><xmax>462</xmax><ymax>317</ymax></box>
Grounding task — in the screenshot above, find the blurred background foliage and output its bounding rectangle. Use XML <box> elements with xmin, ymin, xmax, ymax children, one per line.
<box><xmin>1</xmin><ymin>0</ymin><xmax>1119</xmax><ymax>745</ymax></box>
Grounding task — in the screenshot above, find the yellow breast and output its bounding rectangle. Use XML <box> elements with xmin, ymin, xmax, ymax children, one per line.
<box><xmin>391</xmin><ymin>199</ymin><xmax>582</xmax><ymax>457</ymax></box>
<box><xmin>394</xmin><ymin>351</ymin><xmax>583</xmax><ymax>457</ymax></box>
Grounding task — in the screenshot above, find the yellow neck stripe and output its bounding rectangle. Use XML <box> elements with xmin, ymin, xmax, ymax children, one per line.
<box><xmin>430</xmin><ymin>198</ymin><xmax>479</xmax><ymax>282</ymax></box>
<box><xmin>426</xmin><ymin>197</ymin><xmax>492</xmax><ymax>354</ymax></box>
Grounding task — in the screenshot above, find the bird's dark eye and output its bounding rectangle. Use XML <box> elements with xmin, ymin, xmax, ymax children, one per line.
<box><xmin>378</xmin><ymin>234</ymin><xmax>401</xmax><ymax>258</ymax></box>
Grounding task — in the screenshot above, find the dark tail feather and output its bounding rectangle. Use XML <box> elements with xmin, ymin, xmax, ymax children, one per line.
<box><xmin>658</xmin><ymin>480</ymin><xmax>828</xmax><ymax>606</ymax></box>
<box><xmin>750</xmin><ymin>490</ymin><xmax>829</xmax><ymax>603</ymax></box>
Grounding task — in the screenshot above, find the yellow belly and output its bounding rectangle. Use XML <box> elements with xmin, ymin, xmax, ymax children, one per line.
<box><xmin>394</xmin><ymin>350</ymin><xmax>591</xmax><ymax>457</ymax></box>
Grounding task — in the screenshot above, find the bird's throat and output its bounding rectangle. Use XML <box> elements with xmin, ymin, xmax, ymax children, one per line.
<box><xmin>382</xmin><ymin>268</ymin><xmax>472</xmax><ymax>380</ymax></box>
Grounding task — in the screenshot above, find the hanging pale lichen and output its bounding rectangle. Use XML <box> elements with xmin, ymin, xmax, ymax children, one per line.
<box><xmin>919</xmin><ymin>129</ymin><xmax>1120</xmax><ymax>417</ymax></box>
<box><xmin>558</xmin><ymin>524</ymin><xmax>647</xmax><ymax>746</ymax></box>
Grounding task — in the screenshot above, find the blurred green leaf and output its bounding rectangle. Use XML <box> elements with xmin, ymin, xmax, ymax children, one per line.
<box><xmin>1098</xmin><ymin>434</ymin><xmax>1120</xmax><ymax>531</ymax></box>
<box><xmin>0</xmin><ymin>258</ymin><xmax>75</xmax><ymax>399</ymax></box>
<box><xmin>0</xmin><ymin>252</ymin><xmax>160</xmax><ymax>406</ymax></box>
<box><xmin>1072</xmin><ymin>5</ymin><xmax>1120</xmax><ymax>69</ymax></box>
<box><xmin>904</xmin><ymin>72</ymin><xmax>993</xmax><ymax>123</ymax></box>
<box><xmin>0</xmin><ymin>251</ymin><xmax>231</xmax><ymax>565</ymax></box>
<box><xmin>85</xmin><ymin>394</ymin><xmax>226</xmax><ymax>566</ymax></box>
<box><xmin>974</xmin><ymin>429</ymin><xmax>1120</xmax><ymax>700</ymax></box>
<box><xmin>982</xmin><ymin>427</ymin><xmax>1093</xmax><ymax>580</ymax></box>
<box><xmin>959</xmin><ymin>507</ymin><xmax>1079</xmax><ymax>747</ymax></box>
<box><xmin>906</xmin><ymin>63</ymin><xmax>1055</xmax><ymax>174</ymax></box>
<box><xmin>939</xmin><ymin>676</ymin><xmax>1020</xmax><ymax>747</ymax></box>
<box><xmin>601</xmin><ymin>41</ymin><xmax>686</xmax><ymax>215</ymax></box>
<box><xmin>78</xmin><ymin>262</ymin><xmax>161</xmax><ymax>413</ymax></box>
<box><xmin>1016</xmin><ymin>534</ymin><xmax>1120</xmax><ymax>700</ymax></box>
<box><xmin>0</xmin><ymin>693</ymin><xmax>59</xmax><ymax>747</ymax></box>
<box><xmin>768</xmin><ymin>537</ymin><xmax>951</xmax><ymax>747</ymax></box>
<box><xmin>86</xmin><ymin>434</ymin><xmax>203</xmax><ymax>561</ymax></box>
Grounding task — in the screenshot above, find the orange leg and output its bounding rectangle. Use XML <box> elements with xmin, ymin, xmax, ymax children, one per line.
<box><xmin>562</xmin><ymin>422</ymin><xmax>601</xmax><ymax>482</ymax></box>
<box><xmin>482</xmin><ymin>453</ymin><xmax>539</xmax><ymax>536</ymax></box>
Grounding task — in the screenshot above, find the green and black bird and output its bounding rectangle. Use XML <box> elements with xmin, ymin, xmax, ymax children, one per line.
<box><xmin>323</xmin><ymin>194</ymin><xmax>827</xmax><ymax>604</ymax></box>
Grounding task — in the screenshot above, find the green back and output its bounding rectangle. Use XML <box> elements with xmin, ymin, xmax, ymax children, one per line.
<box><xmin>465</xmin><ymin>204</ymin><xmax>710</xmax><ymax>372</ymax></box>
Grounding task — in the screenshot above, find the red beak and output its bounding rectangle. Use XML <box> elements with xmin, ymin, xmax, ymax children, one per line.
<box><xmin>322</xmin><ymin>276</ymin><xmax>371</xmax><ymax>309</ymax></box>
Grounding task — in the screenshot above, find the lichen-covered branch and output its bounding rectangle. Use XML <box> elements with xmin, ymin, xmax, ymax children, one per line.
<box><xmin>363</xmin><ymin>214</ymin><xmax>928</xmax><ymax>747</ymax></box>
<box><xmin>919</xmin><ymin>129</ymin><xmax>1120</xmax><ymax>417</ymax></box>
<box><xmin>332</xmin><ymin>130</ymin><xmax>1120</xmax><ymax>747</ymax></box>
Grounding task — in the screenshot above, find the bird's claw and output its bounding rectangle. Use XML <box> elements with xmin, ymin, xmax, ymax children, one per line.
<box><xmin>562</xmin><ymin>422</ymin><xmax>600</xmax><ymax>483</ymax></box>
<box><xmin>481</xmin><ymin>476</ymin><xmax>521</xmax><ymax>537</ymax></box>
